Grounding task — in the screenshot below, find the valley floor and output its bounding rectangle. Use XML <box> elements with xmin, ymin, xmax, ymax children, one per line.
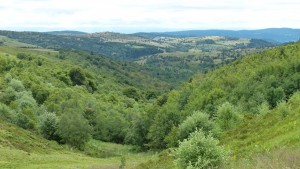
<box><xmin>0</xmin><ymin>147</ymin><xmax>154</xmax><ymax>169</ymax></box>
<box><xmin>0</xmin><ymin>119</ymin><xmax>154</xmax><ymax>169</ymax></box>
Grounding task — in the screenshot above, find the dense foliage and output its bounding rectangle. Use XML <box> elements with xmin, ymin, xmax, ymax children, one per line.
<box><xmin>174</xmin><ymin>129</ymin><xmax>228</xmax><ymax>169</ymax></box>
<box><xmin>145</xmin><ymin>41</ymin><xmax>300</xmax><ymax>150</ymax></box>
<box><xmin>0</xmin><ymin>46</ymin><xmax>163</xmax><ymax>149</ymax></box>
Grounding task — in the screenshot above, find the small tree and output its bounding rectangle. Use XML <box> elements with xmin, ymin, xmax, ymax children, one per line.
<box><xmin>216</xmin><ymin>102</ymin><xmax>241</xmax><ymax>131</ymax></box>
<box><xmin>57</xmin><ymin>111</ymin><xmax>92</xmax><ymax>150</ymax></box>
<box><xmin>267</xmin><ymin>87</ymin><xmax>285</xmax><ymax>108</ymax></box>
<box><xmin>174</xmin><ymin>129</ymin><xmax>228</xmax><ymax>169</ymax></box>
<box><xmin>0</xmin><ymin>102</ymin><xmax>15</xmax><ymax>122</ymax></box>
<box><xmin>16</xmin><ymin>53</ymin><xmax>27</xmax><ymax>60</ymax></box>
<box><xmin>15</xmin><ymin>112</ymin><xmax>36</xmax><ymax>130</ymax></box>
<box><xmin>277</xmin><ymin>100</ymin><xmax>291</xmax><ymax>118</ymax></box>
<box><xmin>69</xmin><ymin>68</ymin><xmax>86</xmax><ymax>86</ymax></box>
<box><xmin>257</xmin><ymin>101</ymin><xmax>270</xmax><ymax>116</ymax></box>
<box><xmin>288</xmin><ymin>92</ymin><xmax>300</xmax><ymax>109</ymax></box>
<box><xmin>39</xmin><ymin>111</ymin><xmax>60</xmax><ymax>141</ymax></box>
<box><xmin>123</xmin><ymin>87</ymin><xmax>140</xmax><ymax>101</ymax></box>
<box><xmin>178</xmin><ymin>111</ymin><xmax>218</xmax><ymax>141</ymax></box>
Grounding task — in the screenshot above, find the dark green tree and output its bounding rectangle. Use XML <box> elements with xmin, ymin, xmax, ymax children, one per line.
<box><xmin>123</xmin><ymin>87</ymin><xmax>140</xmax><ymax>101</ymax></box>
<box><xmin>69</xmin><ymin>68</ymin><xmax>86</xmax><ymax>86</ymax></box>
<box><xmin>216</xmin><ymin>102</ymin><xmax>241</xmax><ymax>131</ymax></box>
<box><xmin>39</xmin><ymin>111</ymin><xmax>60</xmax><ymax>141</ymax></box>
<box><xmin>57</xmin><ymin>111</ymin><xmax>92</xmax><ymax>150</ymax></box>
<box><xmin>178</xmin><ymin>111</ymin><xmax>218</xmax><ymax>141</ymax></box>
<box><xmin>267</xmin><ymin>87</ymin><xmax>285</xmax><ymax>108</ymax></box>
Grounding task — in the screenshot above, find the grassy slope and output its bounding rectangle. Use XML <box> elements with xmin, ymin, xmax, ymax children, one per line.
<box><xmin>0</xmin><ymin>119</ymin><xmax>153</xmax><ymax>169</ymax></box>
<box><xmin>0</xmin><ymin>35</ymin><xmax>38</xmax><ymax>48</ymax></box>
<box><xmin>219</xmin><ymin>93</ymin><xmax>300</xmax><ymax>168</ymax></box>
<box><xmin>221</xmin><ymin>106</ymin><xmax>300</xmax><ymax>158</ymax></box>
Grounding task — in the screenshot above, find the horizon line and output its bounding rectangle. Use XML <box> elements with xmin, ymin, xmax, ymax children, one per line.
<box><xmin>0</xmin><ymin>27</ymin><xmax>299</xmax><ymax>34</ymax></box>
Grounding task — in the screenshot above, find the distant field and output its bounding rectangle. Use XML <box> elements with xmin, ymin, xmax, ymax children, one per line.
<box><xmin>0</xmin><ymin>35</ymin><xmax>37</xmax><ymax>48</ymax></box>
<box><xmin>28</xmin><ymin>48</ymin><xmax>59</xmax><ymax>53</ymax></box>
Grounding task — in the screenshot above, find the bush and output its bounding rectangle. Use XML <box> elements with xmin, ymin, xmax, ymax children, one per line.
<box><xmin>39</xmin><ymin>111</ymin><xmax>60</xmax><ymax>141</ymax></box>
<box><xmin>277</xmin><ymin>101</ymin><xmax>291</xmax><ymax>118</ymax></box>
<box><xmin>257</xmin><ymin>101</ymin><xmax>270</xmax><ymax>116</ymax></box>
<box><xmin>288</xmin><ymin>92</ymin><xmax>300</xmax><ymax>109</ymax></box>
<box><xmin>15</xmin><ymin>112</ymin><xmax>36</xmax><ymax>130</ymax></box>
<box><xmin>267</xmin><ymin>87</ymin><xmax>285</xmax><ymax>108</ymax></box>
<box><xmin>123</xmin><ymin>87</ymin><xmax>140</xmax><ymax>101</ymax></box>
<box><xmin>16</xmin><ymin>93</ymin><xmax>38</xmax><ymax>110</ymax></box>
<box><xmin>57</xmin><ymin>111</ymin><xmax>92</xmax><ymax>150</ymax></box>
<box><xmin>1</xmin><ymin>87</ymin><xmax>17</xmax><ymax>104</ymax></box>
<box><xmin>174</xmin><ymin>129</ymin><xmax>228</xmax><ymax>169</ymax></box>
<box><xmin>1</xmin><ymin>78</ymin><xmax>26</xmax><ymax>104</ymax></box>
<box><xmin>32</xmin><ymin>86</ymin><xmax>50</xmax><ymax>104</ymax></box>
<box><xmin>178</xmin><ymin>111</ymin><xmax>218</xmax><ymax>141</ymax></box>
<box><xmin>17</xmin><ymin>53</ymin><xmax>27</xmax><ymax>59</ymax></box>
<box><xmin>9</xmin><ymin>79</ymin><xmax>25</xmax><ymax>92</ymax></box>
<box><xmin>69</xmin><ymin>68</ymin><xmax>86</xmax><ymax>86</ymax></box>
<box><xmin>164</xmin><ymin>126</ymin><xmax>179</xmax><ymax>148</ymax></box>
<box><xmin>216</xmin><ymin>102</ymin><xmax>241</xmax><ymax>130</ymax></box>
<box><xmin>0</xmin><ymin>102</ymin><xmax>16</xmax><ymax>122</ymax></box>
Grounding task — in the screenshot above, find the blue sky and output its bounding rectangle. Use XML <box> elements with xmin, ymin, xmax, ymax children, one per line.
<box><xmin>0</xmin><ymin>0</ymin><xmax>299</xmax><ymax>33</ymax></box>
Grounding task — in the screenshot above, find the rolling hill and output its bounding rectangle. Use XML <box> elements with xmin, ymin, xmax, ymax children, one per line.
<box><xmin>135</xmin><ymin>28</ymin><xmax>300</xmax><ymax>43</ymax></box>
<box><xmin>45</xmin><ymin>30</ymin><xmax>88</xmax><ymax>35</ymax></box>
<box><xmin>0</xmin><ymin>30</ymin><xmax>277</xmax><ymax>87</ymax></box>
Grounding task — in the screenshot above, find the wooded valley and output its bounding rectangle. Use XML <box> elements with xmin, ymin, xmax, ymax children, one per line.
<box><xmin>0</xmin><ymin>30</ymin><xmax>300</xmax><ymax>169</ymax></box>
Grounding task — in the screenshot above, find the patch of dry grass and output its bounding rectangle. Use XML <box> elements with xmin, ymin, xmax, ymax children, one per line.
<box><xmin>225</xmin><ymin>148</ymin><xmax>300</xmax><ymax>169</ymax></box>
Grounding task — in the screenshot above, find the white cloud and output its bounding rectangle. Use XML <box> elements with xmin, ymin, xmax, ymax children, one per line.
<box><xmin>0</xmin><ymin>0</ymin><xmax>299</xmax><ymax>32</ymax></box>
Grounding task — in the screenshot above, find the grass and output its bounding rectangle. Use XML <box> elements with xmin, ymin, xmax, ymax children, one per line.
<box><xmin>218</xmin><ymin>93</ymin><xmax>300</xmax><ymax>168</ymax></box>
<box><xmin>84</xmin><ymin>139</ymin><xmax>135</xmax><ymax>158</ymax></box>
<box><xmin>221</xmin><ymin>104</ymin><xmax>300</xmax><ymax>158</ymax></box>
<box><xmin>134</xmin><ymin>150</ymin><xmax>178</xmax><ymax>169</ymax></box>
<box><xmin>224</xmin><ymin>148</ymin><xmax>300</xmax><ymax>169</ymax></box>
<box><xmin>0</xmin><ymin>119</ymin><xmax>62</xmax><ymax>153</ymax></box>
<box><xmin>0</xmin><ymin>119</ymin><xmax>153</xmax><ymax>169</ymax></box>
<box><xmin>0</xmin><ymin>147</ymin><xmax>153</xmax><ymax>169</ymax></box>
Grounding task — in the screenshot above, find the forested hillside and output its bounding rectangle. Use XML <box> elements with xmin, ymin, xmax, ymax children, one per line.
<box><xmin>145</xmin><ymin>40</ymin><xmax>300</xmax><ymax>149</ymax></box>
<box><xmin>135</xmin><ymin>40</ymin><xmax>300</xmax><ymax>168</ymax></box>
<box><xmin>0</xmin><ymin>43</ymin><xmax>170</xmax><ymax>149</ymax></box>
<box><xmin>0</xmin><ymin>31</ymin><xmax>164</xmax><ymax>60</ymax></box>
<box><xmin>0</xmin><ymin>31</ymin><xmax>276</xmax><ymax>87</ymax></box>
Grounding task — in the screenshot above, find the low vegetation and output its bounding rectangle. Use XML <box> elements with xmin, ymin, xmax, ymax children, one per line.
<box><xmin>175</xmin><ymin>129</ymin><xmax>228</xmax><ymax>169</ymax></box>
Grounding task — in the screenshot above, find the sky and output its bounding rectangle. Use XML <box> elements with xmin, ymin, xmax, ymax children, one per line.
<box><xmin>0</xmin><ymin>0</ymin><xmax>299</xmax><ymax>33</ymax></box>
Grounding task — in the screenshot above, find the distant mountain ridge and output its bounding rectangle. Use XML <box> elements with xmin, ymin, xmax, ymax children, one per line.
<box><xmin>134</xmin><ymin>28</ymin><xmax>300</xmax><ymax>43</ymax></box>
<box><xmin>45</xmin><ymin>30</ymin><xmax>87</xmax><ymax>35</ymax></box>
<box><xmin>44</xmin><ymin>28</ymin><xmax>300</xmax><ymax>43</ymax></box>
